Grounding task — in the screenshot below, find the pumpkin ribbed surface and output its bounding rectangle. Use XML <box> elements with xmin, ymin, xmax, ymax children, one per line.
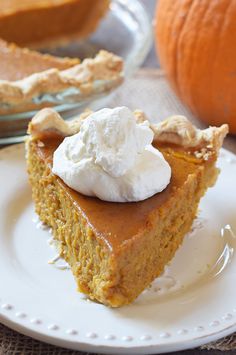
<box><xmin>155</xmin><ymin>0</ymin><xmax>236</xmax><ymax>133</ymax></box>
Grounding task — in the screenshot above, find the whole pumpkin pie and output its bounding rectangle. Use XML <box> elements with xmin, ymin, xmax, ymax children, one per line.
<box><xmin>26</xmin><ymin>107</ymin><xmax>228</xmax><ymax>307</ymax></box>
<box><xmin>0</xmin><ymin>0</ymin><xmax>110</xmax><ymax>47</ymax></box>
<box><xmin>0</xmin><ymin>39</ymin><xmax>123</xmax><ymax>114</ymax></box>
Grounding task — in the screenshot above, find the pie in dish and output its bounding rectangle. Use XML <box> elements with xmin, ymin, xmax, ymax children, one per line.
<box><xmin>0</xmin><ymin>39</ymin><xmax>123</xmax><ymax>114</ymax></box>
<box><xmin>26</xmin><ymin>108</ymin><xmax>228</xmax><ymax>307</ymax></box>
<box><xmin>0</xmin><ymin>0</ymin><xmax>110</xmax><ymax>47</ymax></box>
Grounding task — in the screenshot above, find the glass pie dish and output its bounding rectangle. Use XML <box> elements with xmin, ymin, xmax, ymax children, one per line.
<box><xmin>0</xmin><ymin>0</ymin><xmax>152</xmax><ymax>144</ymax></box>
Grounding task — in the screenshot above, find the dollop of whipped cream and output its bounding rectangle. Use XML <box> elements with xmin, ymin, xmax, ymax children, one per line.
<box><xmin>52</xmin><ymin>107</ymin><xmax>171</xmax><ymax>202</ymax></box>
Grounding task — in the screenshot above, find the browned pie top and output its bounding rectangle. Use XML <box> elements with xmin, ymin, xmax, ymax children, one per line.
<box><xmin>0</xmin><ymin>0</ymin><xmax>110</xmax><ymax>47</ymax></box>
<box><xmin>0</xmin><ymin>0</ymin><xmax>82</xmax><ymax>15</ymax></box>
<box><xmin>0</xmin><ymin>39</ymin><xmax>79</xmax><ymax>81</ymax></box>
<box><xmin>34</xmin><ymin>137</ymin><xmax>207</xmax><ymax>253</ymax></box>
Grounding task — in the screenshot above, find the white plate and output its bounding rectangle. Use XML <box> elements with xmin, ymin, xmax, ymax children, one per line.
<box><xmin>0</xmin><ymin>144</ymin><xmax>236</xmax><ymax>354</ymax></box>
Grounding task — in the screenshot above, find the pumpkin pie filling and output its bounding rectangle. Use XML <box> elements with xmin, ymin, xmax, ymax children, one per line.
<box><xmin>0</xmin><ymin>39</ymin><xmax>80</xmax><ymax>81</ymax></box>
<box><xmin>26</xmin><ymin>108</ymin><xmax>228</xmax><ymax>307</ymax></box>
<box><xmin>34</xmin><ymin>136</ymin><xmax>208</xmax><ymax>250</ymax></box>
<box><xmin>0</xmin><ymin>1</ymin><xmax>123</xmax><ymax>116</ymax></box>
<box><xmin>0</xmin><ymin>39</ymin><xmax>123</xmax><ymax>115</ymax></box>
<box><xmin>0</xmin><ymin>0</ymin><xmax>110</xmax><ymax>47</ymax></box>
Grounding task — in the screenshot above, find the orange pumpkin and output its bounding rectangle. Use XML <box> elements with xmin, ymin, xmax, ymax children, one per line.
<box><xmin>155</xmin><ymin>0</ymin><xmax>236</xmax><ymax>134</ymax></box>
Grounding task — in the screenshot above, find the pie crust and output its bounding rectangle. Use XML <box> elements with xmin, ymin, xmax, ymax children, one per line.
<box><xmin>0</xmin><ymin>45</ymin><xmax>123</xmax><ymax>112</ymax></box>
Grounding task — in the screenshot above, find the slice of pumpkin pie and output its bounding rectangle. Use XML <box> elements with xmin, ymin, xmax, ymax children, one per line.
<box><xmin>26</xmin><ymin>106</ymin><xmax>228</xmax><ymax>307</ymax></box>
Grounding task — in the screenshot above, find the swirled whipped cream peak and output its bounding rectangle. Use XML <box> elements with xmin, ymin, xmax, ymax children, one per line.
<box><xmin>52</xmin><ymin>106</ymin><xmax>171</xmax><ymax>202</ymax></box>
